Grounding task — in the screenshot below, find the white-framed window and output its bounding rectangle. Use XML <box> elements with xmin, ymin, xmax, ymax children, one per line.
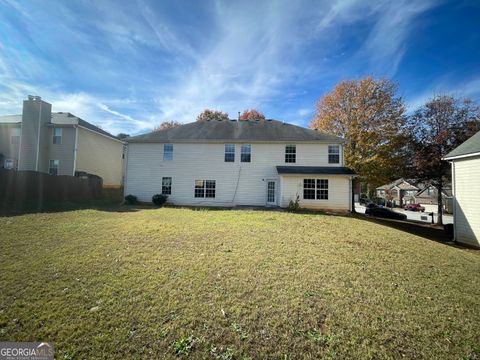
<box><xmin>11</xmin><ymin>128</ymin><xmax>20</xmax><ymax>145</ymax></box>
<box><xmin>241</xmin><ymin>144</ymin><xmax>251</xmax><ymax>162</ymax></box>
<box><xmin>285</xmin><ymin>145</ymin><xmax>296</xmax><ymax>163</ymax></box>
<box><xmin>53</xmin><ymin>128</ymin><xmax>62</xmax><ymax>144</ymax></box>
<box><xmin>162</xmin><ymin>177</ymin><xmax>172</xmax><ymax>195</ymax></box>
<box><xmin>303</xmin><ymin>179</ymin><xmax>328</xmax><ymax>200</ymax></box>
<box><xmin>224</xmin><ymin>144</ymin><xmax>235</xmax><ymax>162</ymax></box>
<box><xmin>3</xmin><ymin>159</ymin><xmax>14</xmax><ymax>169</ymax></box>
<box><xmin>328</xmin><ymin>145</ymin><xmax>340</xmax><ymax>164</ymax></box>
<box><xmin>49</xmin><ymin>160</ymin><xmax>59</xmax><ymax>175</ymax></box>
<box><xmin>194</xmin><ymin>180</ymin><xmax>216</xmax><ymax>198</ymax></box>
<box><xmin>163</xmin><ymin>144</ymin><xmax>173</xmax><ymax>161</ymax></box>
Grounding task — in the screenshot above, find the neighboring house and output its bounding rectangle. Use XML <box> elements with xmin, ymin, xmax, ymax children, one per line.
<box><xmin>0</xmin><ymin>96</ymin><xmax>125</xmax><ymax>186</ymax></box>
<box><xmin>375</xmin><ymin>179</ymin><xmax>419</xmax><ymax>207</ymax></box>
<box><xmin>444</xmin><ymin>130</ymin><xmax>480</xmax><ymax>247</ymax></box>
<box><xmin>414</xmin><ymin>184</ymin><xmax>453</xmax><ymax>213</ymax></box>
<box><xmin>125</xmin><ymin>119</ymin><xmax>356</xmax><ymax>211</ymax></box>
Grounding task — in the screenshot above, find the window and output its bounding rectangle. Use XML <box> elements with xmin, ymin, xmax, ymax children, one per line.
<box><xmin>195</xmin><ymin>180</ymin><xmax>216</xmax><ymax>198</ymax></box>
<box><xmin>49</xmin><ymin>160</ymin><xmax>59</xmax><ymax>175</ymax></box>
<box><xmin>162</xmin><ymin>177</ymin><xmax>172</xmax><ymax>195</ymax></box>
<box><xmin>163</xmin><ymin>144</ymin><xmax>173</xmax><ymax>161</ymax></box>
<box><xmin>4</xmin><ymin>159</ymin><xmax>13</xmax><ymax>169</ymax></box>
<box><xmin>225</xmin><ymin>144</ymin><xmax>235</xmax><ymax>162</ymax></box>
<box><xmin>328</xmin><ymin>145</ymin><xmax>340</xmax><ymax>164</ymax></box>
<box><xmin>303</xmin><ymin>179</ymin><xmax>328</xmax><ymax>200</ymax></box>
<box><xmin>241</xmin><ymin>144</ymin><xmax>251</xmax><ymax>162</ymax></box>
<box><xmin>11</xmin><ymin>128</ymin><xmax>20</xmax><ymax>145</ymax></box>
<box><xmin>285</xmin><ymin>145</ymin><xmax>296</xmax><ymax>163</ymax></box>
<box><xmin>53</xmin><ymin>128</ymin><xmax>62</xmax><ymax>144</ymax></box>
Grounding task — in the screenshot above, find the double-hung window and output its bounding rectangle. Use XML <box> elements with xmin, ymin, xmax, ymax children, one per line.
<box><xmin>195</xmin><ymin>180</ymin><xmax>216</xmax><ymax>198</ymax></box>
<box><xmin>53</xmin><ymin>128</ymin><xmax>62</xmax><ymax>144</ymax></box>
<box><xmin>164</xmin><ymin>144</ymin><xmax>173</xmax><ymax>161</ymax></box>
<box><xmin>303</xmin><ymin>179</ymin><xmax>328</xmax><ymax>200</ymax></box>
<box><xmin>225</xmin><ymin>144</ymin><xmax>235</xmax><ymax>162</ymax></box>
<box><xmin>49</xmin><ymin>160</ymin><xmax>59</xmax><ymax>175</ymax></box>
<box><xmin>11</xmin><ymin>128</ymin><xmax>20</xmax><ymax>145</ymax></box>
<box><xmin>162</xmin><ymin>177</ymin><xmax>172</xmax><ymax>195</ymax></box>
<box><xmin>328</xmin><ymin>145</ymin><xmax>340</xmax><ymax>164</ymax></box>
<box><xmin>285</xmin><ymin>145</ymin><xmax>296</xmax><ymax>163</ymax></box>
<box><xmin>4</xmin><ymin>159</ymin><xmax>14</xmax><ymax>169</ymax></box>
<box><xmin>241</xmin><ymin>144</ymin><xmax>251</xmax><ymax>162</ymax></box>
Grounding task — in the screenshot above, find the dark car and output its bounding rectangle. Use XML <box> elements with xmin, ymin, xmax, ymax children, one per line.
<box><xmin>365</xmin><ymin>206</ymin><xmax>407</xmax><ymax>220</ymax></box>
<box><xmin>359</xmin><ymin>197</ymin><xmax>370</xmax><ymax>205</ymax></box>
<box><xmin>404</xmin><ymin>203</ymin><xmax>425</xmax><ymax>212</ymax></box>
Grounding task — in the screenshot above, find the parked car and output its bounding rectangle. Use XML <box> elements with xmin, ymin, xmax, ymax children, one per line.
<box><xmin>365</xmin><ymin>207</ymin><xmax>407</xmax><ymax>220</ymax></box>
<box><xmin>404</xmin><ymin>203</ymin><xmax>425</xmax><ymax>212</ymax></box>
<box><xmin>359</xmin><ymin>197</ymin><xmax>370</xmax><ymax>205</ymax></box>
<box><xmin>365</xmin><ymin>203</ymin><xmax>378</xmax><ymax>209</ymax></box>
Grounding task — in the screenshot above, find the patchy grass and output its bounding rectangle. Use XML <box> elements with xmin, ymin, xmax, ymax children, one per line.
<box><xmin>0</xmin><ymin>208</ymin><xmax>479</xmax><ymax>359</ymax></box>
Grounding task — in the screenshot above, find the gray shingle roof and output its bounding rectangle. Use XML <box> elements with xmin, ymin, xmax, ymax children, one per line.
<box><xmin>376</xmin><ymin>178</ymin><xmax>419</xmax><ymax>191</ymax></box>
<box><xmin>276</xmin><ymin>166</ymin><xmax>356</xmax><ymax>175</ymax></box>
<box><xmin>127</xmin><ymin>119</ymin><xmax>343</xmax><ymax>143</ymax></box>
<box><xmin>444</xmin><ymin>130</ymin><xmax>480</xmax><ymax>159</ymax></box>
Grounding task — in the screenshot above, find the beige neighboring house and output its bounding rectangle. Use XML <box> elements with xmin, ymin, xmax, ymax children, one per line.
<box><xmin>375</xmin><ymin>178</ymin><xmax>419</xmax><ymax>207</ymax></box>
<box><xmin>0</xmin><ymin>96</ymin><xmax>125</xmax><ymax>187</ymax></box>
<box><xmin>444</xmin><ymin>130</ymin><xmax>480</xmax><ymax>248</ymax></box>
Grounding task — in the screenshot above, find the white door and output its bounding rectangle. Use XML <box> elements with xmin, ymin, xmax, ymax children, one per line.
<box><xmin>266</xmin><ymin>180</ymin><xmax>276</xmax><ymax>206</ymax></box>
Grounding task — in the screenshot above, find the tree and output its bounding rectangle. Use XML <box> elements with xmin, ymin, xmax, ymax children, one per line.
<box><xmin>239</xmin><ymin>109</ymin><xmax>265</xmax><ymax>121</ymax></box>
<box><xmin>116</xmin><ymin>133</ymin><xmax>130</xmax><ymax>140</ymax></box>
<box><xmin>196</xmin><ymin>109</ymin><xmax>229</xmax><ymax>122</ymax></box>
<box><xmin>406</xmin><ymin>95</ymin><xmax>479</xmax><ymax>225</ymax></box>
<box><xmin>310</xmin><ymin>77</ymin><xmax>408</xmax><ymax>202</ymax></box>
<box><xmin>153</xmin><ymin>120</ymin><xmax>182</xmax><ymax>132</ymax></box>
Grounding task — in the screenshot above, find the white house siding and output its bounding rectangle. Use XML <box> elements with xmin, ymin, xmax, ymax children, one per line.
<box><xmin>280</xmin><ymin>175</ymin><xmax>351</xmax><ymax>211</ymax></box>
<box><xmin>125</xmin><ymin>142</ymin><xmax>344</xmax><ymax>207</ymax></box>
<box><xmin>453</xmin><ymin>156</ymin><xmax>480</xmax><ymax>247</ymax></box>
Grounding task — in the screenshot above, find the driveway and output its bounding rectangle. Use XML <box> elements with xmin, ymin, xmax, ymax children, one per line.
<box><xmin>355</xmin><ymin>203</ymin><xmax>453</xmax><ymax>225</ymax></box>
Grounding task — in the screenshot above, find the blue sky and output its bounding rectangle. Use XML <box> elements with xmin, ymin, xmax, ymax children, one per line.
<box><xmin>0</xmin><ymin>0</ymin><xmax>479</xmax><ymax>135</ymax></box>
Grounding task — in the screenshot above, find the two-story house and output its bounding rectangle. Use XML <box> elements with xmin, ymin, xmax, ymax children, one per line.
<box><xmin>124</xmin><ymin>119</ymin><xmax>356</xmax><ymax>211</ymax></box>
<box><xmin>0</xmin><ymin>96</ymin><xmax>125</xmax><ymax>187</ymax></box>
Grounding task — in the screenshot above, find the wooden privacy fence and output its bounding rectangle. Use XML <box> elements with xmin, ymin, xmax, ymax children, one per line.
<box><xmin>0</xmin><ymin>169</ymin><xmax>103</xmax><ymax>209</ymax></box>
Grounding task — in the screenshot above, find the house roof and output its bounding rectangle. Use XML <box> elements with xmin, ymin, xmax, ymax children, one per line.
<box><xmin>415</xmin><ymin>184</ymin><xmax>453</xmax><ymax>198</ymax></box>
<box><xmin>127</xmin><ymin>119</ymin><xmax>344</xmax><ymax>143</ymax></box>
<box><xmin>0</xmin><ymin>112</ymin><xmax>120</xmax><ymax>141</ymax></box>
<box><xmin>276</xmin><ymin>166</ymin><xmax>356</xmax><ymax>175</ymax></box>
<box><xmin>376</xmin><ymin>178</ymin><xmax>419</xmax><ymax>191</ymax></box>
<box><xmin>444</xmin><ymin>130</ymin><xmax>480</xmax><ymax>160</ymax></box>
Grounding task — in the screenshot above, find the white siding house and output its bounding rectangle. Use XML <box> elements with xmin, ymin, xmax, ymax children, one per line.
<box><xmin>125</xmin><ymin>119</ymin><xmax>356</xmax><ymax>211</ymax></box>
<box><xmin>444</xmin><ymin>130</ymin><xmax>480</xmax><ymax>248</ymax></box>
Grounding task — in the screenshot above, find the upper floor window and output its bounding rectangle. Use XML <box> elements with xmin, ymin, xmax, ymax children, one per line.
<box><xmin>11</xmin><ymin>128</ymin><xmax>20</xmax><ymax>145</ymax></box>
<box><xmin>162</xmin><ymin>177</ymin><xmax>172</xmax><ymax>195</ymax></box>
<box><xmin>163</xmin><ymin>144</ymin><xmax>173</xmax><ymax>161</ymax></box>
<box><xmin>225</xmin><ymin>144</ymin><xmax>235</xmax><ymax>162</ymax></box>
<box><xmin>303</xmin><ymin>179</ymin><xmax>328</xmax><ymax>200</ymax></box>
<box><xmin>285</xmin><ymin>145</ymin><xmax>296</xmax><ymax>163</ymax></box>
<box><xmin>4</xmin><ymin>159</ymin><xmax>14</xmax><ymax>169</ymax></box>
<box><xmin>194</xmin><ymin>180</ymin><xmax>216</xmax><ymax>198</ymax></box>
<box><xmin>241</xmin><ymin>144</ymin><xmax>251</xmax><ymax>162</ymax></box>
<box><xmin>49</xmin><ymin>159</ymin><xmax>59</xmax><ymax>176</ymax></box>
<box><xmin>53</xmin><ymin>128</ymin><xmax>62</xmax><ymax>144</ymax></box>
<box><xmin>328</xmin><ymin>145</ymin><xmax>340</xmax><ymax>164</ymax></box>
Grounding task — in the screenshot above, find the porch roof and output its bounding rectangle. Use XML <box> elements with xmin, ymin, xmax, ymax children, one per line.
<box><xmin>276</xmin><ymin>166</ymin><xmax>356</xmax><ymax>176</ymax></box>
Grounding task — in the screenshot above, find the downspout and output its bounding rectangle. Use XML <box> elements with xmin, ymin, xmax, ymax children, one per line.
<box><xmin>452</xmin><ymin>161</ymin><xmax>456</xmax><ymax>242</ymax></box>
<box><xmin>35</xmin><ymin>100</ymin><xmax>43</xmax><ymax>171</ymax></box>
<box><xmin>72</xmin><ymin>125</ymin><xmax>78</xmax><ymax>176</ymax></box>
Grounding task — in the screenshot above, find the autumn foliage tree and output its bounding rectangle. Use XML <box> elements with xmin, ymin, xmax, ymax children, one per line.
<box><xmin>153</xmin><ymin>120</ymin><xmax>182</xmax><ymax>132</ymax></box>
<box><xmin>239</xmin><ymin>109</ymin><xmax>266</xmax><ymax>121</ymax></box>
<box><xmin>196</xmin><ymin>109</ymin><xmax>229</xmax><ymax>122</ymax></box>
<box><xmin>310</xmin><ymin>77</ymin><xmax>408</xmax><ymax>195</ymax></box>
<box><xmin>406</xmin><ymin>95</ymin><xmax>479</xmax><ymax>224</ymax></box>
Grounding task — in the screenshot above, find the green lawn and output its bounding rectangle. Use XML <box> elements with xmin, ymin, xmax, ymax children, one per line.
<box><xmin>0</xmin><ymin>208</ymin><xmax>479</xmax><ymax>359</ymax></box>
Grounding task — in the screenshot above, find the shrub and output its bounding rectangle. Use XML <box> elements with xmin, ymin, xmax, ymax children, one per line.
<box><xmin>124</xmin><ymin>194</ymin><xmax>138</xmax><ymax>205</ymax></box>
<box><xmin>287</xmin><ymin>195</ymin><xmax>300</xmax><ymax>212</ymax></box>
<box><xmin>152</xmin><ymin>194</ymin><xmax>168</xmax><ymax>207</ymax></box>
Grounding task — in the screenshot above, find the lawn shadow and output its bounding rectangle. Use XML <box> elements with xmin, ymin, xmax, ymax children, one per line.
<box><xmin>352</xmin><ymin>213</ymin><xmax>478</xmax><ymax>251</ymax></box>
